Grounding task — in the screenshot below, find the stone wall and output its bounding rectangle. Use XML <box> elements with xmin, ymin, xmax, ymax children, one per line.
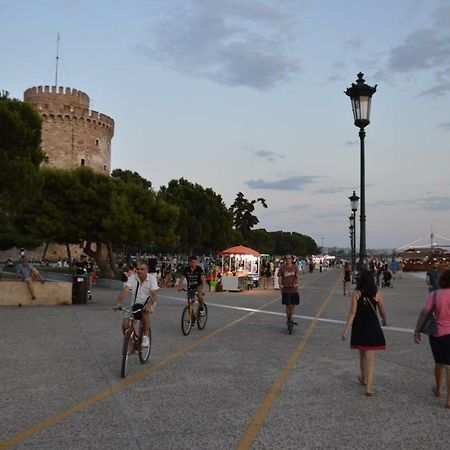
<box><xmin>0</xmin><ymin>281</ymin><xmax>72</xmax><ymax>305</ymax></box>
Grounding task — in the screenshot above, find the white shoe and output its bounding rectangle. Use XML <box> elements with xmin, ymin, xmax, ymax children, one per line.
<box><xmin>141</xmin><ymin>335</ymin><xmax>150</xmax><ymax>347</ymax></box>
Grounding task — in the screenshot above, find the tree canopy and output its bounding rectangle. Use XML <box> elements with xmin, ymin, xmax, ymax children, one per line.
<box><xmin>230</xmin><ymin>192</ymin><xmax>267</xmax><ymax>238</ymax></box>
<box><xmin>159</xmin><ymin>178</ymin><xmax>233</xmax><ymax>254</ymax></box>
<box><xmin>0</xmin><ymin>94</ymin><xmax>44</xmax><ymax>249</ymax></box>
<box><xmin>111</xmin><ymin>168</ymin><xmax>152</xmax><ymax>190</ymax></box>
<box><xmin>26</xmin><ymin>166</ymin><xmax>179</xmax><ymax>275</ymax></box>
<box><xmin>245</xmin><ymin>229</ymin><xmax>318</xmax><ymax>256</ymax></box>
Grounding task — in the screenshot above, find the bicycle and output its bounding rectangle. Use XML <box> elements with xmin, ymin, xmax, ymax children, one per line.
<box><xmin>114</xmin><ymin>303</ymin><xmax>151</xmax><ymax>378</ymax></box>
<box><xmin>181</xmin><ymin>289</ymin><xmax>208</xmax><ymax>336</ymax></box>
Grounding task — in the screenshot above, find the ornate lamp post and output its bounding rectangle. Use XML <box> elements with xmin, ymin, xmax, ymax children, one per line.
<box><xmin>345</xmin><ymin>73</ymin><xmax>377</xmax><ymax>271</ymax></box>
<box><xmin>349</xmin><ymin>218</ymin><xmax>354</xmax><ymax>269</ymax></box>
<box><xmin>349</xmin><ymin>190</ymin><xmax>359</xmax><ymax>273</ymax></box>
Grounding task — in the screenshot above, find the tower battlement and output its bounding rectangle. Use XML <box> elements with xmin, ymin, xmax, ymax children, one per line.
<box><xmin>24</xmin><ymin>85</ymin><xmax>90</xmax><ymax>109</ymax></box>
<box><xmin>24</xmin><ymin>85</ymin><xmax>114</xmax><ymax>174</ymax></box>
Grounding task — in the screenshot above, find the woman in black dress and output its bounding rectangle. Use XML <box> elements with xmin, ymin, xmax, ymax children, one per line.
<box><xmin>342</xmin><ymin>270</ymin><xmax>387</xmax><ymax>396</ymax></box>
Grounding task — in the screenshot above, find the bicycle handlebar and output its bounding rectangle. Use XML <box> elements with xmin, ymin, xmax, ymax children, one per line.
<box><xmin>113</xmin><ymin>306</ymin><xmax>143</xmax><ymax>314</ymax></box>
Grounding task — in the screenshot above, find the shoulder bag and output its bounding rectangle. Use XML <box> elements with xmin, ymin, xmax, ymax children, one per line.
<box><xmin>364</xmin><ymin>295</ymin><xmax>381</xmax><ymax>324</ymax></box>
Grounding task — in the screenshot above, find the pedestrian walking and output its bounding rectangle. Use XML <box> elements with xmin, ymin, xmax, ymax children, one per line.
<box><xmin>414</xmin><ymin>269</ymin><xmax>450</xmax><ymax>409</ymax></box>
<box><xmin>263</xmin><ymin>262</ymin><xmax>272</xmax><ymax>289</ymax></box>
<box><xmin>278</xmin><ymin>255</ymin><xmax>300</xmax><ymax>327</ymax></box>
<box><xmin>342</xmin><ymin>270</ymin><xmax>387</xmax><ymax>397</ymax></box>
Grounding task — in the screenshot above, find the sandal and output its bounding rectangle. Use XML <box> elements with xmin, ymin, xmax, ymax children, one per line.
<box><xmin>366</xmin><ymin>389</ymin><xmax>377</xmax><ymax>397</ymax></box>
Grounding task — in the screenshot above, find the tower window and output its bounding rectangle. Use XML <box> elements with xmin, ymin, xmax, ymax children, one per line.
<box><xmin>95</xmin><ymin>139</ymin><xmax>99</xmax><ymax>146</ymax></box>
<box><xmin>103</xmin><ymin>165</ymin><xmax>107</xmax><ymax>171</ymax></box>
<box><xmin>44</xmin><ymin>156</ymin><xmax>49</xmax><ymax>163</ymax></box>
<box><xmin>81</xmin><ymin>159</ymin><xmax>85</xmax><ymax>166</ymax></box>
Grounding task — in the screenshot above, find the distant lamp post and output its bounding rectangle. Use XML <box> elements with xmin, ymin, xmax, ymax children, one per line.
<box><xmin>349</xmin><ymin>191</ymin><xmax>359</xmax><ymax>274</ymax></box>
<box><xmin>349</xmin><ymin>218</ymin><xmax>354</xmax><ymax>271</ymax></box>
<box><xmin>345</xmin><ymin>73</ymin><xmax>377</xmax><ymax>271</ymax></box>
<box><xmin>349</xmin><ymin>190</ymin><xmax>359</xmax><ymax>214</ymax></box>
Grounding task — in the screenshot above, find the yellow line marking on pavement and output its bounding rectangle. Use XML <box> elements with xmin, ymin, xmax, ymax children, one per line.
<box><xmin>0</xmin><ymin>297</ymin><xmax>280</xmax><ymax>450</ymax></box>
<box><xmin>236</xmin><ymin>278</ymin><xmax>339</xmax><ymax>450</ymax></box>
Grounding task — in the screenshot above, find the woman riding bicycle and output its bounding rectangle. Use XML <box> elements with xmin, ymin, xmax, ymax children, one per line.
<box><xmin>278</xmin><ymin>255</ymin><xmax>300</xmax><ymax>326</ymax></box>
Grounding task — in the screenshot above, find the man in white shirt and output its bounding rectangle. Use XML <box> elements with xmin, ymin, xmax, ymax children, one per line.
<box><xmin>114</xmin><ymin>262</ymin><xmax>159</xmax><ymax>347</ymax></box>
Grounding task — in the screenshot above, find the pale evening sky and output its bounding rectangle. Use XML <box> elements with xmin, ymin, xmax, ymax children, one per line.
<box><xmin>1</xmin><ymin>0</ymin><xmax>449</xmax><ymax>250</ymax></box>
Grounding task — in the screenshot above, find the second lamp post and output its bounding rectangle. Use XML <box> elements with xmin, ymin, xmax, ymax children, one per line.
<box><xmin>345</xmin><ymin>73</ymin><xmax>377</xmax><ymax>271</ymax></box>
<box><xmin>349</xmin><ymin>190</ymin><xmax>359</xmax><ymax>275</ymax></box>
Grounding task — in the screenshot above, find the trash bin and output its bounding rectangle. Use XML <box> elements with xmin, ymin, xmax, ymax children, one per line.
<box><xmin>72</xmin><ymin>273</ymin><xmax>88</xmax><ymax>304</ymax></box>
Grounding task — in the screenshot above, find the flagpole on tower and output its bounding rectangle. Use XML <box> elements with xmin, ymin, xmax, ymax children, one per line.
<box><xmin>55</xmin><ymin>33</ymin><xmax>61</xmax><ymax>89</ymax></box>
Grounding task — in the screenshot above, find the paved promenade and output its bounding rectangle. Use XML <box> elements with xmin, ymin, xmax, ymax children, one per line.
<box><xmin>0</xmin><ymin>270</ymin><xmax>449</xmax><ymax>449</ymax></box>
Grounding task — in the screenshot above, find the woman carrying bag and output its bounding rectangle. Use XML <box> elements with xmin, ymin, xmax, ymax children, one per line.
<box><xmin>342</xmin><ymin>270</ymin><xmax>387</xmax><ymax>397</ymax></box>
<box><xmin>414</xmin><ymin>269</ymin><xmax>450</xmax><ymax>409</ymax></box>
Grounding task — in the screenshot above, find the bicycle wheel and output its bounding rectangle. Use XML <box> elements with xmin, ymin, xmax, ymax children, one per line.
<box><xmin>138</xmin><ymin>326</ymin><xmax>151</xmax><ymax>364</ymax></box>
<box><xmin>121</xmin><ymin>330</ymin><xmax>133</xmax><ymax>378</ymax></box>
<box><xmin>181</xmin><ymin>305</ymin><xmax>193</xmax><ymax>335</ymax></box>
<box><xmin>196</xmin><ymin>303</ymin><xmax>208</xmax><ymax>330</ymax></box>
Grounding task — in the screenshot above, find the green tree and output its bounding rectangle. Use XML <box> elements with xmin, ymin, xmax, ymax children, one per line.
<box><xmin>246</xmin><ymin>228</ymin><xmax>275</xmax><ymax>254</ymax></box>
<box><xmin>230</xmin><ymin>192</ymin><xmax>267</xmax><ymax>239</ymax></box>
<box><xmin>111</xmin><ymin>168</ymin><xmax>152</xmax><ymax>190</ymax></box>
<box><xmin>31</xmin><ymin>167</ymin><xmax>118</xmax><ymax>276</ymax></box>
<box><xmin>0</xmin><ymin>93</ymin><xmax>44</xmax><ymax>249</ymax></box>
<box><xmin>159</xmin><ymin>178</ymin><xmax>233</xmax><ymax>254</ymax></box>
<box><xmin>270</xmin><ymin>231</ymin><xmax>318</xmax><ymax>256</ymax></box>
<box><xmin>111</xmin><ymin>172</ymin><xmax>179</xmax><ymax>255</ymax></box>
<box><xmin>25</xmin><ymin>166</ymin><xmax>178</xmax><ymax>276</ymax></box>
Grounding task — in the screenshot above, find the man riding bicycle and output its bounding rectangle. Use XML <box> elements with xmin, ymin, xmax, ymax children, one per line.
<box><xmin>278</xmin><ymin>254</ymin><xmax>300</xmax><ymax>326</ymax></box>
<box><xmin>177</xmin><ymin>256</ymin><xmax>206</xmax><ymax>314</ymax></box>
<box><xmin>114</xmin><ymin>262</ymin><xmax>159</xmax><ymax>348</ymax></box>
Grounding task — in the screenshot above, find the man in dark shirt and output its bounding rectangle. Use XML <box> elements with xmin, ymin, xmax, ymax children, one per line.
<box><xmin>75</xmin><ymin>254</ymin><xmax>89</xmax><ymax>274</ymax></box>
<box><xmin>177</xmin><ymin>255</ymin><xmax>206</xmax><ymax>313</ymax></box>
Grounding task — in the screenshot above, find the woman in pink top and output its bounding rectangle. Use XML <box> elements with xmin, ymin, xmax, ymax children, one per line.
<box><xmin>414</xmin><ymin>269</ymin><xmax>450</xmax><ymax>409</ymax></box>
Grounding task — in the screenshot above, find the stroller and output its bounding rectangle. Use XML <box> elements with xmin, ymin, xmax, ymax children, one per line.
<box><xmin>381</xmin><ymin>269</ymin><xmax>393</xmax><ymax>288</ymax></box>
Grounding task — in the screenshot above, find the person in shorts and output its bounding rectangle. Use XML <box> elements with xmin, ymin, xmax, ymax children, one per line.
<box><xmin>177</xmin><ymin>256</ymin><xmax>206</xmax><ymax>314</ymax></box>
<box><xmin>16</xmin><ymin>258</ymin><xmax>44</xmax><ymax>300</ymax></box>
<box><xmin>278</xmin><ymin>255</ymin><xmax>300</xmax><ymax>326</ymax></box>
<box><xmin>114</xmin><ymin>262</ymin><xmax>159</xmax><ymax>348</ymax></box>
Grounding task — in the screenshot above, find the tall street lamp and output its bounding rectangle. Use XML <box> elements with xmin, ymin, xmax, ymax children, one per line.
<box><xmin>349</xmin><ymin>190</ymin><xmax>359</xmax><ymax>273</ymax></box>
<box><xmin>348</xmin><ymin>217</ymin><xmax>354</xmax><ymax>270</ymax></box>
<box><xmin>345</xmin><ymin>73</ymin><xmax>377</xmax><ymax>271</ymax></box>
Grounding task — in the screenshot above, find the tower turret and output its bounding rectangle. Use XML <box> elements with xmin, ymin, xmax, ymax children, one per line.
<box><xmin>24</xmin><ymin>85</ymin><xmax>114</xmax><ymax>173</ymax></box>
